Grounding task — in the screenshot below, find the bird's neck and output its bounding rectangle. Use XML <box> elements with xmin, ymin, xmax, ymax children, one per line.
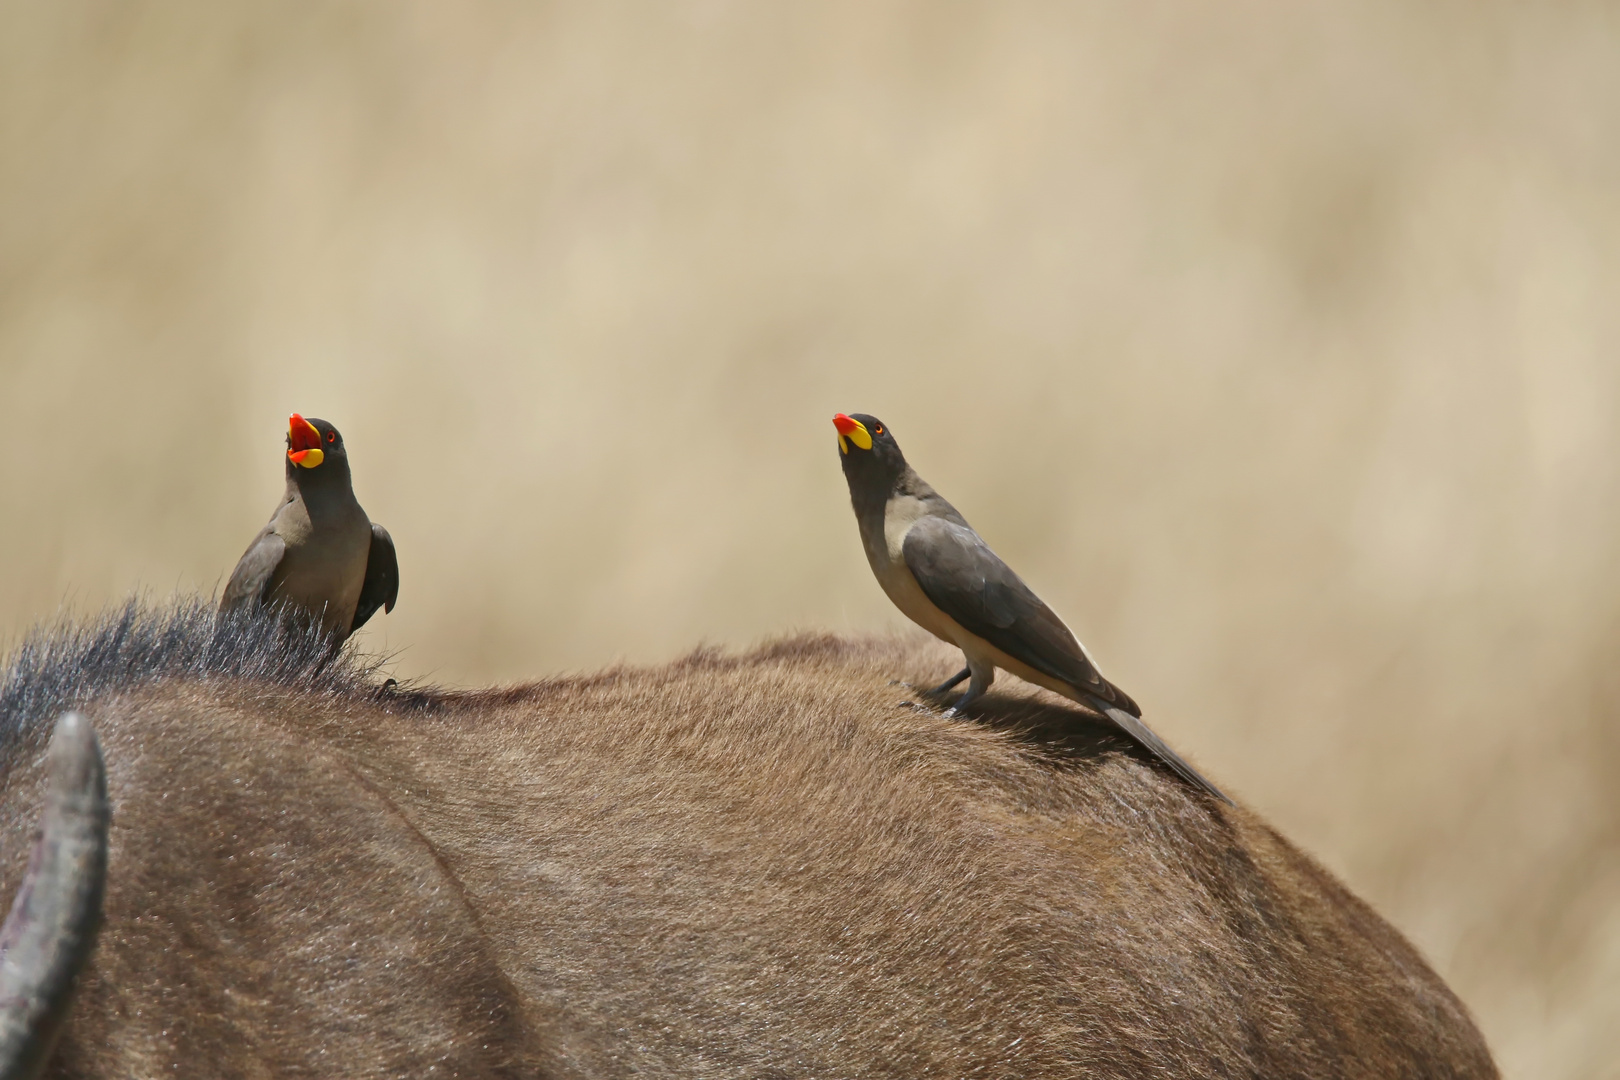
<box><xmin>285</xmin><ymin>464</ymin><xmax>358</xmax><ymax>522</ymax></box>
<box><xmin>851</xmin><ymin>465</ymin><xmax>935</xmax><ymax>547</ymax></box>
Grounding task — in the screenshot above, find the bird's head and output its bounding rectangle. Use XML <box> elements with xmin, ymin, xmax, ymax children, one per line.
<box><xmin>285</xmin><ymin>414</ymin><xmax>349</xmax><ymax>479</ymax></box>
<box><xmin>833</xmin><ymin>413</ymin><xmax>907</xmax><ymax>494</ymax></box>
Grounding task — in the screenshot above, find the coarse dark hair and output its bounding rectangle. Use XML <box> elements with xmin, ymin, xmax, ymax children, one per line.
<box><xmin>0</xmin><ymin>597</ymin><xmax>387</xmax><ymax>754</ymax></box>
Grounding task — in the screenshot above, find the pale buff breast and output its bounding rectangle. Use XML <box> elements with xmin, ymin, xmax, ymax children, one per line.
<box><xmin>866</xmin><ymin>496</ymin><xmax>976</xmax><ymax>647</ymax></box>
<box><xmin>266</xmin><ymin>496</ymin><xmax>372</xmax><ymax>634</ymax></box>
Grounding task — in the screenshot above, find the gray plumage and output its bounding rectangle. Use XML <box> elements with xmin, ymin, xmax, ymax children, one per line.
<box><xmin>222</xmin><ymin>416</ymin><xmax>397</xmax><ymax>641</ymax></box>
<box><xmin>901</xmin><ymin>515</ymin><xmax>1139</xmax><ymax>714</ymax></box>
<box><xmin>351</xmin><ymin>524</ymin><xmax>399</xmax><ymax>632</ymax></box>
<box><xmin>834</xmin><ymin>412</ymin><xmax>1229</xmax><ymax>804</ymax></box>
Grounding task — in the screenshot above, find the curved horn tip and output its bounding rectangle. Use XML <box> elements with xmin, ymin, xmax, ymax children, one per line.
<box><xmin>0</xmin><ymin>711</ymin><xmax>110</xmax><ymax>1080</ymax></box>
<box><xmin>49</xmin><ymin>713</ymin><xmax>91</xmax><ymax>755</ymax></box>
<box><xmin>46</xmin><ymin>713</ymin><xmax>105</xmax><ymax>807</ymax></box>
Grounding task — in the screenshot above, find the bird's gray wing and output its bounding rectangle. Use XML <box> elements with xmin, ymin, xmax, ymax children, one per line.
<box><xmin>904</xmin><ymin>516</ymin><xmax>1229</xmax><ymax>803</ymax></box>
<box><xmin>350</xmin><ymin>523</ymin><xmax>398</xmax><ymax>632</ymax></box>
<box><xmin>220</xmin><ymin>530</ymin><xmax>286</xmax><ymax>611</ymax></box>
<box><xmin>901</xmin><ymin>515</ymin><xmax>1138</xmax><ymax>714</ymax></box>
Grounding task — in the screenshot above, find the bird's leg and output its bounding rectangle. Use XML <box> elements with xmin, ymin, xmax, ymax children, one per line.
<box><xmin>926</xmin><ymin>667</ymin><xmax>971</xmax><ymax>698</ymax></box>
<box><xmin>942</xmin><ymin>663</ymin><xmax>995</xmax><ymax>718</ymax></box>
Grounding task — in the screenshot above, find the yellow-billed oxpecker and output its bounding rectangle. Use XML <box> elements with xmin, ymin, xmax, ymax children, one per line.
<box><xmin>222</xmin><ymin>414</ymin><xmax>398</xmax><ymax>641</ymax></box>
<box><xmin>833</xmin><ymin>412</ymin><xmax>1228</xmax><ymax>803</ymax></box>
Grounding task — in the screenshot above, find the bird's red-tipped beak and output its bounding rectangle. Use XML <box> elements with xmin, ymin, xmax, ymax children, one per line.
<box><xmin>287</xmin><ymin>413</ymin><xmax>325</xmax><ymax>468</ymax></box>
<box><xmin>832</xmin><ymin>413</ymin><xmax>872</xmax><ymax>454</ymax></box>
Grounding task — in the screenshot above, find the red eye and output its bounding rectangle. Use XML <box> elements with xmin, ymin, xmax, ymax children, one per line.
<box><xmin>326</xmin><ymin>432</ymin><xmax>336</xmax><ymax>443</ymax></box>
<box><xmin>874</xmin><ymin>426</ymin><xmax>883</xmax><ymax>435</ymax></box>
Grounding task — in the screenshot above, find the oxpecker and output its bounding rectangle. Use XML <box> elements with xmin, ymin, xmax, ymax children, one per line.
<box><xmin>222</xmin><ymin>414</ymin><xmax>398</xmax><ymax>641</ymax></box>
<box><xmin>833</xmin><ymin>411</ymin><xmax>1228</xmax><ymax>803</ymax></box>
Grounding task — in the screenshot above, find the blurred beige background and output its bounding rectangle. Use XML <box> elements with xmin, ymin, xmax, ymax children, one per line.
<box><xmin>2</xmin><ymin>2</ymin><xmax>1617</xmax><ymax>1074</ymax></box>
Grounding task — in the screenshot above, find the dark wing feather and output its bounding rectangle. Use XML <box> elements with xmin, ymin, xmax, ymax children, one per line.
<box><xmin>220</xmin><ymin>530</ymin><xmax>286</xmax><ymax>611</ymax></box>
<box><xmin>350</xmin><ymin>523</ymin><xmax>398</xmax><ymax>632</ymax></box>
<box><xmin>901</xmin><ymin>515</ymin><xmax>1138</xmax><ymax>714</ymax></box>
<box><xmin>903</xmin><ymin>516</ymin><xmax>1228</xmax><ymax>804</ymax></box>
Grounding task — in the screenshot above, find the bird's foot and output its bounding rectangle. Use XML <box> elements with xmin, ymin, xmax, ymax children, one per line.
<box><xmin>926</xmin><ymin>667</ymin><xmax>972</xmax><ymax>699</ymax></box>
<box><xmin>940</xmin><ymin>685</ymin><xmax>985</xmax><ymax>719</ymax></box>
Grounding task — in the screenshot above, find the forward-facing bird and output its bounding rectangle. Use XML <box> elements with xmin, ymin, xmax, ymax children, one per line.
<box><xmin>833</xmin><ymin>412</ymin><xmax>1228</xmax><ymax>803</ymax></box>
<box><xmin>222</xmin><ymin>414</ymin><xmax>398</xmax><ymax>641</ymax></box>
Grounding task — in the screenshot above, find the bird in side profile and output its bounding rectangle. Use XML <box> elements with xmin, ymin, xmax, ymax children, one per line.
<box><xmin>221</xmin><ymin>413</ymin><xmax>398</xmax><ymax>641</ymax></box>
<box><xmin>833</xmin><ymin>412</ymin><xmax>1229</xmax><ymax>803</ymax></box>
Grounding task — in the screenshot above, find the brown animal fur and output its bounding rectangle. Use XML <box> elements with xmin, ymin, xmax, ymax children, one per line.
<box><xmin>0</xmin><ymin>602</ymin><xmax>1496</xmax><ymax>1078</ymax></box>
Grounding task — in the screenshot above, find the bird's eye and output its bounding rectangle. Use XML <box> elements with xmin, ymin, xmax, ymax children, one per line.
<box><xmin>327</xmin><ymin>431</ymin><xmax>336</xmax><ymax>443</ymax></box>
<box><xmin>874</xmin><ymin>425</ymin><xmax>883</xmax><ymax>435</ymax></box>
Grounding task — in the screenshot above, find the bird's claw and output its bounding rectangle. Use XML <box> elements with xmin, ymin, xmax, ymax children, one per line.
<box><xmin>926</xmin><ymin>667</ymin><xmax>972</xmax><ymax>698</ymax></box>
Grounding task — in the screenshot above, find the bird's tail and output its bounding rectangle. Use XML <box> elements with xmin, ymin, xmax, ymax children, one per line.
<box><xmin>1102</xmin><ymin>706</ymin><xmax>1233</xmax><ymax>806</ymax></box>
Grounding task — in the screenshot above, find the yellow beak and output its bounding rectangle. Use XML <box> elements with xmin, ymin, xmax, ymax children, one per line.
<box><xmin>832</xmin><ymin>414</ymin><xmax>872</xmax><ymax>454</ymax></box>
<box><xmin>287</xmin><ymin>414</ymin><xmax>325</xmax><ymax>469</ymax></box>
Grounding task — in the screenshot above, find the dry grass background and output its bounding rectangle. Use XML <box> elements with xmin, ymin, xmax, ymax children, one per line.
<box><xmin>1</xmin><ymin>2</ymin><xmax>1616</xmax><ymax>1074</ymax></box>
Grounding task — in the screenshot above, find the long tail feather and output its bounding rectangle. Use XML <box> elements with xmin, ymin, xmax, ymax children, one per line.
<box><xmin>1102</xmin><ymin>706</ymin><xmax>1232</xmax><ymax>806</ymax></box>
